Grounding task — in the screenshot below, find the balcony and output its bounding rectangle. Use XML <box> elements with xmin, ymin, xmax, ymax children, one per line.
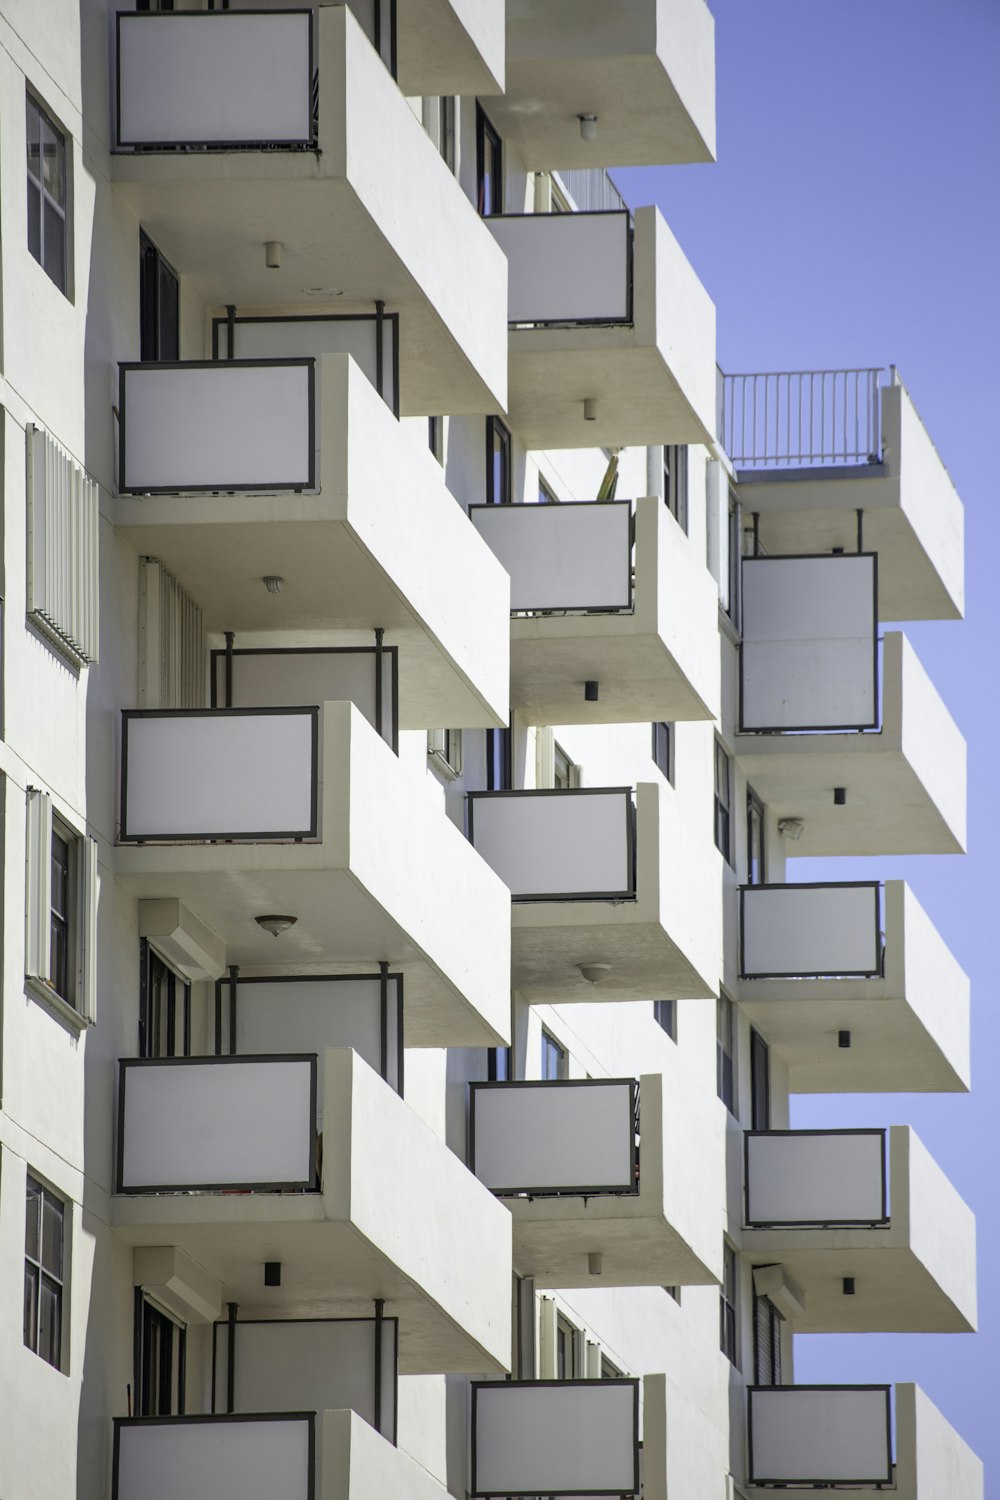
<box><xmin>111</xmin><ymin>6</ymin><xmax>507</xmax><ymax>414</ymax></box>
<box><xmin>735</xmin><ymin>556</ymin><xmax>965</xmax><ymax>855</ymax></box>
<box><xmin>742</xmin><ymin>1127</ymin><xmax>975</xmax><ymax>1333</ymax></box>
<box><xmin>470</xmin><ymin>1379</ymin><xmax>640</xmax><ymax>1497</ymax></box>
<box><xmin>736</xmin><ymin>881</ymin><xmax>970</xmax><ymax>1093</ymax></box>
<box><xmin>721</xmin><ymin>369</ymin><xmax>963</xmax><ymax>621</ymax></box>
<box><xmin>745</xmin><ymin>1384</ymin><xmax>983</xmax><ymax>1496</ymax></box>
<box><xmin>113</xmin><ymin>1408</ymin><xmax>453</xmax><ymax>1500</ymax></box>
<box><xmin>485</xmin><ymin>206</ymin><xmax>716</xmax><ymax>450</ymax></box>
<box><xmin>492</xmin><ymin>0</ymin><xmax>715</xmax><ymax>169</ymax></box>
<box><xmin>115</xmin><ymin>702</ymin><xmax>511</xmax><ymax>1048</ymax></box>
<box><xmin>115</xmin><ymin>355</ymin><xmax>509</xmax><ymax>730</ymax></box>
<box><xmin>467</xmin><ymin>783</ymin><xmax>719</xmax><ymax>1003</ymax></box>
<box><xmin>112</xmin><ymin>1048</ymin><xmax>512</xmax><ymax>1374</ymax></box>
<box><xmin>468</xmin><ymin>496</ymin><xmax>719</xmax><ymax>724</ymax></box>
<box><xmin>469</xmin><ymin>1071</ymin><xmax>722</xmax><ymax>1289</ymax></box>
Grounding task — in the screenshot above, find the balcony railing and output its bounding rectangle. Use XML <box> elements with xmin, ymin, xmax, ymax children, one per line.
<box><xmin>470</xmin><ymin>1079</ymin><xmax>639</xmax><ymax>1196</ymax></box>
<box><xmin>116</xmin><ymin>1054</ymin><xmax>318</xmax><ymax>1193</ymax></box>
<box><xmin>739</xmin><ymin>882</ymin><xmax>883</xmax><ymax>980</ymax></box>
<box><xmin>744</xmin><ymin>1130</ymin><xmax>888</xmax><ymax>1229</ymax></box>
<box><xmin>470</xmin><ymin>1379</ymin><xmax>640</xmax><ymax>1497</ymax></box>
<box><xmin>739</xmin><ymin>553</ymin><xmax>878</xmax><ymax>733</ymax></box>
<box><xmin>469</xmin><ymin>500</ymin><xmax>633</xmax><ymax>613</ymax></box>
<box><xmin>115</xmin><ymin>10</ymin><xmax>316</xmax><ymax>151</ymax></box>
<box><xmin>119</xmin><ymin>707</ymin><xmax>319</xmax><ymax>843</ymax></box>
<box><xmin>720</xmin><ymin>368</ymin><xmax>888</xmax><ymax>469</ymax></box>
<box><xmin>118</xmin><ymin>359</ymin><xmax>316</xmax><ymax>495</ymax></box>
<box><xmin>485</xmin><ymin>210</ymin><xmax>633</xmax><ymax>326</ymax></box>
<box><xmin>747</xmin><ymin>1385</ymin><xmax>892</xmax><ymax>1487</ymax></box>
<box><xmin>209</xmin><ymin>645</ymin><xmax>398</xmax><ymax>752</ymax></box>
<box><xmin>211</xmin><ymin>310</ymin><xmax>399</xmax><ymax>416</ymax></box>
<box><xmin>113</xmin><ymin>1414</ymin><xmax>316</xmax><ymax>1500</ymax></box>
<box><xmin>467</xmin><ymin>788</ymin><xmax>636</xmax><ymax>902</ymax></box>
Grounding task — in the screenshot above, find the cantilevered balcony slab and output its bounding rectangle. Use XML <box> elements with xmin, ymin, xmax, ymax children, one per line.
<box><xmin>487</xmin><ymin>206</ymin><xmax>716</xmax><ymax>450</ymax></box>
<box><xmin>744</xmin><ymin>1383</ymin><xmax>983</xmax><ymax>1497</ymax></box>
<box><xmin>114</xmin><ymin>355</ymin><xmax>509</xmax><ymax>731</ymax></box>
<box><xmin>111</xmin><ymin>6</ymin><xmax>507</xmax><ymax>414</ymax></box>
<box><xmin>733</xmin><ymin>380</ymin><xmax>963</xmax><ymax>621</ymax></box>
<box><xmin>735</xmin><ymin>632</ymin><xmax>966</xmax><ymax>856</ymax></box>
<box><xmin>470</xmin><ymin>1071</ymin><xmax>722</xmax><ymax>1289</ymax></box>
<box><xmin>468</xmin><ymin>783</ymin><xmax>720</xmax><ymax>1003</ymax></box>
<box><xmin>491</xmin><ymin>0</ymin><xmax>715</xmax><ymax>169</ymax></box>
<box><xmin>469</xmin><ymin>497</ymin><xmax>719</xmax><ymax>724</ymax></box>
<box><xmin>112</xmin><ymin>1048</ymin><xmax>512</xmax><ymax>1374</ymax></box>
<box><xmin>115</xmin><ymin>702</ymin><xmax>511</xmax><ymax>1047</ymax></box>
<box><xmin>742</xmin><ymin>1127</ymin><xmax>976</xmax><ymax>1334</ymax></box>
<box><xmin>737</xmin><ymin>881</ymin><xmax>969</xmax><ymax>1092</ymax></box>
<box><xmin>395</xmin><ymin>0</ymin><xmax>503</xmax><ymax>96</ymax></box>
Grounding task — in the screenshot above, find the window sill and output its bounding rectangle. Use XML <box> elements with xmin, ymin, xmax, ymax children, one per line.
<box><xmin>25</xmin><ymin>976</ymin><xmax>92</xmax><ymax>1036</ymax></box>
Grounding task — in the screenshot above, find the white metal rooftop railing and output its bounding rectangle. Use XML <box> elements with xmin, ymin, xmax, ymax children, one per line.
<box><xmin>720</xmin><ymin>366</ymin><xmax>893</xmax><ymax>468</ymax></box>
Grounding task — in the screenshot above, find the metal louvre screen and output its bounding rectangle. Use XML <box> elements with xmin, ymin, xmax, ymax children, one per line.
<box><xmin>468</xmin><ymin>790</ymin><xmax>634</xmax><ymax>901</ymax></box>
<box><xmin>740</xmin><ymin>884</ymin><xmax>880</xmax><ymax>978</ymax></box>
<box><xmin>118</xmin><ymin>1056</ymin><xmax>316</xmax><ymax>1192</ymax></box>
<box><xmin>485</xmin><ymin>212</ymin><xmax>631</xmax><ymax>325</ymax></box>
<box><xmin>471</xmin><ymin>1080</ymin><xmax>636</xmax><ymax>1194</ymax></box>
<box><xmin>471</xmin><ymin>1380</ymin><xmax>639</xmax><ymax>1497</ymax></box>
<box><xmin>469</xmin><ymin>502</ymin><xmax>632</xmax><ymax>612</ymax></box>
<box><xmin>26</xmin><ymin>424</ymin><xmax>100</xmax><ymax>664</ymax></box>
<box><xmin>748</xmin><ymin>1386</ymin><xmax>892</xmax><ymax>1485</ymax></box>
<box><xmin>745</xmin><ymin>1131</ymin><xmax>886</xmax><ymax>1227</ymax></box>
<box><xmin>214</xmin><ymin>315</ymin><xmax>398</xmax><ymax>416</ymax></box>
<box><xmin>116</xmin><ymin>11</ymin><xmax>313</xmax><ymax>148</ymax></box>
<box><xmin>211</xmin><ymin>647</ymin><xmax>396</xmax><ymax>750</ymax></box>
<box><xmin>120</xmin><ymin>708</ymin><xmax>317</xmax><ymax>842</ymax></box>
<box><xmin>212</xmin><ymin>1317</ymin><xmax>396</xmax><ymax>1440</ymax></box>
<box><xmin>119</xmin><ymin>361</ymin><xmax>314</xmax><ymax>494</ymax></box>
<box><xmin>740</xmin><ymin>554</ymin><xmax>877</xmax><ymax>731</ymax></box>
<box><xmin>113</xmin><ymin>1415</ymin><xmax>314</xmax><ymax>1500</ymax></box>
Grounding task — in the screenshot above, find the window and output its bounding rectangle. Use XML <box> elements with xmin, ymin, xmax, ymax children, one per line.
<box><xmin>652</xmin><ymin>722</ymin><xmax>674</xmax><ymax>785</ymax></box>
<box><xmin>664</xmin><ymin>446</ymin><xmax>688</xmax><ymax>532</ymax></box>
<box><xmin>486</xmin><ymin>416</ymin><xmax>512</xmax><ymax>505</ymax></box>
<box><xmin>49</xmin><ymin>829</ymin><xmax>71</xmax><ymax>1003</ymax></box>
<box><xmin>135</xmin><ymin>1292</ymin><xmax>186</xmax><ymax>1416</ymax></box>
<box><xmin>754</xmin><ymin>1293</ymin><xmax>783</xmax><ymax>1385</ymax></box>
<box><xmin>423</xmin><ymin>94</ymin><xmax>456</xmax><ymax>172</ymax></box>
<box><xmin>486</xmin><ymin>725</ymin><xmax>512</xmax><ymax>791</ymax></box>
<box><xmin>726</xmin><ymin>488</ymin><xmax>742</xmax><ymax>625</ymax></box>
<box><xmin>476</xmin><ymin>105</ymin><xmax>503</xmax><ymax>216</ymax></box>
<box><xmin>601</xmin><ymin>1355</ymin><xmax>623</xmax><ymax>1379</ymax></box>
<box><xmin>139</xmin><ymin>231</ymin><xmax>179</xmax><ymax>362</ymax></box>
<box><xmin>720</xmin><ymin>1242</ymin><xmax>738</xmax><ymax>1366</ymax></box>
<box><xmin>427</xmin><ymin>415</ymin><xmax>444</xmax><ymax>464</ymax></box>
<box><xmin>716</xmin><ymin>997</ymin><xmax>736</xmax><ymax>1115</ymax></box>
<box><xmin>553</xmin><ymin>742</ymin><xmax>577</xmax><ymax>790</ymax></box>
<box><xmin>488</xmin><ymin>1046</ymin><xmax>510</xmax><ymax>1082</ymax></box>
<box><xmin>26</xmin><ymin>93</ymin><xmax>68</xmax><ymax>294</ymax></box>
<box><xmin>539</xmin><ymin>476</ymin><xmax>558</xmax><ymax>504</ymax></box>
<box><xmin>427</xmin><ymin>727</ymin><xmax>462</xmax><ymax>780</ymax></box>
<box><xmin>665</xmin><ymin>1284</ymin><xmax>681</xmax><ymax>1305</ymax></box>
<box><xmin>653</xmin><ymin>1000</ymin><xmax>676</xmax><ymax>1041</ymax></box>
<box><xmin>139</xmin><ymin>941</ymin><xmax>191</xmax><ymax>1059</ymax></box>
<box><xmin>556</xmin><ymin>1315</ymin><xmax>578</xmax><ymax>1378</ymax></box>
<box><xmin>25</xmin><ymin>790</ymin><xmax>97</xmax><ymax>1023</ymax></box>
<box><xmin>750</xmin><ymin>1029</ymin><xmax>770</xmax><ymax>1132</ymax></box>
<box><xmin>746</xmin><ymin>787</ymin><xmax>765</xmax><ymax>885</ymax></box>
<box><xmin>24</xmin><ymin>1176</ymin><xmax>65</xmax><ymax>1370</ymax></box>
<box><xmin>714</xmin><ymin>739</ymin><xmax>732</xmax><ymax>864</ymax></box>
<box><xmin>541</xmin><ymin>1030</ymin><xmax>566</xmax><ymax>1080</ymax></box>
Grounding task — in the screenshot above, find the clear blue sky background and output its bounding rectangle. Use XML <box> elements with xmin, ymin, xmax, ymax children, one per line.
<box><xmin>614</xmin><ymin>0</ymin><xmax>1000</xmax><ymax>1480</ymax></box>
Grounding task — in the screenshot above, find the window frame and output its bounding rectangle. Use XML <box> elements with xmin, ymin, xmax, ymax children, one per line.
<box><xmin>485</xmin><ymin>725</ymin><xmax>512</xmax><ymax>791</ymax></box>
<box><xmin>24</xmin><ymin>1174</ymin><xmax>66</xmax><ymax>1371</ymax></box>
<box><xmin>750</xmin><ymin>1028</ymin><xmax>770</xmax><ymax>1132</ymax></box>
<box><xmin>555</xmin><ymin>1313</ymin><xmax>580</xmax><ymax>1378</ymax></box>
<box><xmin>139</xmin><ymin>229</ymin><xmax>180</xmax><ymax>362</ymax></box>
<box><xmin>716</xmin><ymin>995</ymin><xmax>736</xmax><ymax>1116</ymax></box>
<box><xmin>653</xmin><ymin>999</ymin><xmax>677</xmax><ymax>1042</ymax></box>
<box><xmin>746</xmin><ymin>785</ymin><xmax>766</xmax><ymax>885</ymax></box>
<box><xmin>135</xmin><ymin>1289</ymin><xmax>187</xmax><ymax>1416</ymax></box>
<box><xmin>26</xmin><ymin>90</ymin><xmax>69</xmax><ymax>296</ymax></box>
<box><xmin>26</xmin><ymin>790</ymin><xmax>97</xmax><ymax>1027</ymax></box>
<box><xmin>553</xmin><ymin>741</ymin><xmax>577</xmax><ymax>791</ymax></box>
<box><xmin>663</xmin><ymin>445</ymin><xmax>688</xmax><ymax>533</ymax></box>
<box><xmin>720</xmin><ymin>1242</ymin><xmax>738</xmax><ymax>1366</ymax></box>
<box><xmin>427</xmin><ymin>727</ymin><xmax>463</xmax><ymax>780</ymax></box>
<box><xmin>485</xmin><ymin>415</ymin><xmax>512</xmax><ymax>505</ymax></box>
<box><xmin>714</xmin><ymin>738</ymin><xmax>733</xmax><ymax>865</ymax></box>
<box><xmin>475</xmin><ymin>104</ymin><xmax>503</xmax><ymax>217</ymax></box>
<box><xmin>541</xmin><ymin>1029</ymin><xmax>567</xmax><ymax>1081</ymax></box>
<box><xmin>753</xmin><ymin>1291</ymin><xmax>783</xmax><ymax>1386</ymax></box>
<box><xmin>139</xmin><ymin>939</ymin><xmax>192</xmax><ymax>1060</ymax></box>
<box><xmin>652</xmin><ymin>722</ymin><xmax>674</xmax><ymax>786</ymax></box>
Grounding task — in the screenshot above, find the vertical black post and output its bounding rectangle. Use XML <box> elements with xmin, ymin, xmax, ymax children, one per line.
<box><xmin>225</xmin><ymin>304</ymin><xmax>237</xmax><ymax>360</ymax></box>
<box><xmin>224</xmin><ymin>631</ymin><xmax>235</xmax><ymax>708</ymax></box>
<box><xmin>857</xmin><ymin>508</ymin><xmax>864</xmax><ymax>553</ymax></box>
<box><xmin>379</xmin><ymin>961</ymin><xmax>389</xmax><ymax>1083</ymax></box>
<box><xmin>214</xmin><ymin>979</ymin><xmax>223</xmax><ymax>1057</ymax></box>
<box><xmin>752</xmin><ymin>511</ymin><xmax>761</xmax><ymax>557</ymax></box>
<box><xmin>227</xmin><ymin>964</ymin><xmax>239</xmax><ymax>1057</ymax></box>
<box><xmin>373</xmin><ymin>1298</ymin><xmax>385</xmax><ymax>1435</ymax></box>
<box><xmin>374</xmin><ymin>627</ymin><xmax>384</xmax><ymax>740</ymax></box>
<box><xmin>374</xmin><ymin>300</ymin><xmax>385</xmax><ymax>401</ymax></box>
<box><xmin>132</xmin><ymin>1287</ymin><xmax>144</xmax><ymax>1413</ymax></box>
<box><xmin>226</xmin><ymin>1301</ymin><xmax>238</xmax><ymax>1414</ymax></box>
<box><xmin>177</xmin><ymin>1327</ymin><xmax>187</xmax><ymax>1415</ymax></box>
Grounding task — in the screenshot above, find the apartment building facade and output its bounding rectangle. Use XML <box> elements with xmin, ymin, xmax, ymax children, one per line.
<box><xmin>0</xmin><ymin>1</ymin><xmax>982</xmax><ymax>1497</ymax></box>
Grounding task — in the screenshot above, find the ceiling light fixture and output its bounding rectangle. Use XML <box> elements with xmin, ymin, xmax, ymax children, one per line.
<box><xmin>578</xmin><ymin>113</ymin><xmax>598</xmax><ymax>142</ymax></box>
<box><xmin>255</xmin><ymin>914</ymin><xmax>297</xmax><ymax>939</ymax></box>
<box><xmin>579</xmin><ymin>963</ymin><xmax>611</xmax><ymax>985</ymax></box>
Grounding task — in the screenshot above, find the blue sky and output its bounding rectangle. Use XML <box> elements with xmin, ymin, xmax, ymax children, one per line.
<box><xmin>614</xmin><ymin>0</ymin><xmax>1000</xmax><ymax>1478</ymax></box>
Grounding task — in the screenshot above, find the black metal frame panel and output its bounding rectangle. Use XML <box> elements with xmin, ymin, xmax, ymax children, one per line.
<box><xmin>119</xmin><ymin>705</ymin><xmax>320</xmax><ymax>843</ymax></box>
<box><xmin>118</xmin><ymin>358</ymin><xmax>317</xmax><ymax>495</ymax></box>
<box><xmin>743</xmin><ymin>1128</ymin><xmax>889</xmax><ymax>1229</ymax></box>
<box><xmin>209</xmin><ymin>644</ymin><xmax>399</xmax><ymax>755</ymax></box>
<box><xmin>467</xmin><ymin>500</ymin><xmax>634</xmax><ymax>615</ymax></box>
<box><xmin>746</xmin><ymin>1384</ymin><xmax>893</xmax><ymax>1487</ymax></box>
<box><xmin>466</xmin><ymin>787</ymin><xmax>637</xmax><ymax>903</ymax></box>
<box><xmin>738</xmin><ymin>552</ymin><xmax>880</xmax><ymax>734</ymax></box>
<box><xmin>114</xmin><ymin>10</ymin><xmax>317</xmax><ymax>152</ymax></box>
<box><xmin>112</xmin><ymin>1413</ymin><xmax>317</xmax><ymax>1500</ymax></box>
<box><xmin>469</xmin><ymin>1078</ymin><xmax>640</xmax><ymax>1197</ymax></box>
<box><xmin>738</xmin><ymin>881</ymin><xmax>883</xmax><ymax>980</ymax></box>
<box><xmin>487</xmin><ymin>210</ymin><xmax>635</xmax><ymax>329</ymax></box>
<box><xmin>470</xmin><ymin>1378</ymin><xmax>641</xmax><ymax>1498</ymax></box>
<box><xmin>211</xmin><ymin>310</ymin><xmax>401</xmax><ymax>419</ymax></box>
<box><xmin>115</xmin><ymin>1053</ymin><xmax>319</xmax><ymax>1194</ymax></box>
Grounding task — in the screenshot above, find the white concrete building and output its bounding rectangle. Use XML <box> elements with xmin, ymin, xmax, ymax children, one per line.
<box><xmin>0</xmin><ymin>2</ymin><xmax>982</xmax><ymax>1497</ymax></box>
